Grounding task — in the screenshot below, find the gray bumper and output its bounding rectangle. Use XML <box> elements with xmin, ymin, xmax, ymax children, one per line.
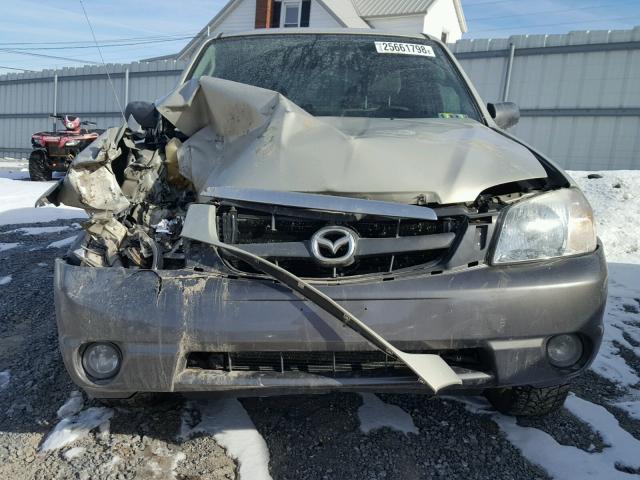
<box><xmin>54</xmin><ymin>246</ymin><xmax>607</xmax><ymax>398</ymax></box>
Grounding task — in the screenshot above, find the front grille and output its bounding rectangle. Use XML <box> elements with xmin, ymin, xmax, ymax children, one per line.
<box><xmin>216</xmin><ymin>206</ymin><xmax>464</xmax><ymax>278</ymax></box>
<box><xmin>186</xmin><ymin>350</ymin><xmax>483</xmax><ymax>378</ymax></box>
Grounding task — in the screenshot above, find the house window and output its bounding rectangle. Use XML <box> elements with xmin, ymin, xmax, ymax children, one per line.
<box><xmin>282</xmin><ymin>1</ymin><xmax>301</xmax><ymax>28</ymax></box>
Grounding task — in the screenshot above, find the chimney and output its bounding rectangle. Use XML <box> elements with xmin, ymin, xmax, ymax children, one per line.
<box><xmin>255</xmin><ymin>0</ymin><xmax>274</xmax><ymax>29</ymax></box>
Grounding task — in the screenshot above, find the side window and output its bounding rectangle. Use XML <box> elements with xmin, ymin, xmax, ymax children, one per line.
<box><xmin>282</xmin><ymin>1</ymin><xmax>301</xmax><ymax>27</ymax></box>
<box><xmin>189</xmin><ymin>45</ymin><xmax>216</xmax><ymax>80</ymax></box>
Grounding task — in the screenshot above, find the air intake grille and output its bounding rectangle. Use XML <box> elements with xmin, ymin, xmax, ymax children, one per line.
<box><xmin>216</xmin><ymin>206</ymin><xmax>464</xmax><ymax>278</ymax></box>
<box><xmin>186</xmin><ymin>350</ymin><xmax>483</xmax><ymax>378</ymax></box>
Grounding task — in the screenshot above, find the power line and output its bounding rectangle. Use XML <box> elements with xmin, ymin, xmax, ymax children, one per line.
<box><xmin>4</xmin><ymin>36</ymin><xmax>193</xmax><ymax>52</ymax></box>
<box><xmin>0</xmin><ymin>65</ymin><xmax>36</xmax><ymax>72</ymax></box>
<box><xmin>0</xmin><ymin>32</ymin><xmax>198</xmax><ymax>47</ymax></box>
<box><xmin>79</xmin><ymin>0</ymin><xmax>125</xmax><ymax>120</ymax></box>
<box><xmin>467</xmin><ymin>1</ymin><xmax>636</xmax><ymax>22</ymax></box>
<box><xmin>464</xmin><ymin>0</ymin><xmax>531</xmax><ymax>7</ymax></box>
<box><xmin>472</xmin><ymin>15</ymin><xmax>640</xmax><ymax>33</ymax></box>
<box><xmin>1</xmin><ymin>49</ymin><xmax>101</xmax><ymax>64</ymax></box>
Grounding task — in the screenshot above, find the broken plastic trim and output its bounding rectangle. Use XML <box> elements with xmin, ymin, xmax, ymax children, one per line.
<box><xmin>207</xmin><ymin>238</ymin><xmax>462</xmax><ymax>393</ymax></box>
<box><xmin>204</xmin><ymin>187</ymin><xmax>439</xmax><ymax>221</ymax></box>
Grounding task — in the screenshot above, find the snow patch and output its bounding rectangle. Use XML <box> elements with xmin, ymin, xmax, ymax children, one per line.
<box><xmin>568</xmin><ymin>172</ymin><xmax>640</xmax><ymax>390</ymax></box>
<box><xmin>590</xmin><ymin>263</ymin><xmax>640</xmax><ymax>387</ymax></box>
<box><xmin>98</xmin><ymin>420</ymin><xmax>111</xmax><ymax>442</ymax></box>
<box><xmin>357</xmin><ymin>393</ymin><xmax>418</xmax><ymax>435</ymax></box>
<box><xmin>47</xmin><ymin>235</ymin><xmax>77</xmax><ymax>249</ymax></box>
<box><xmin>0</xmin><ymin>370</ymin><xmax>9</xmax><ymax>389</ymax></box>
<box><xmin>63</xmin><ymin>447</ymin><xmax>86</xmax><ymax>461</ymax></box>
<box><xmin>461</xmin><ymin>394</ymin><xmax>640</xmax><ymax>480</ymax></box>
<box><xmin>614</xmin><ymin>391</ymin><xmax>640</xmax><ymax>421</ymax></box>
<box><xmin>0</xmin><ymin>242</ymin><xmax>19</xmax><ymax>252</ymax></box>
<box><xmin>0</xmin><ymin>276</ymin><xmax>12</xmax><ymax>286</ymax></box>
<box><xmin>179</xmin><ymin>398</ymin><xmax>272</xmax><ymax>480</ymax></box>
<box><xmin>570</xmin><ymin>171</ymin><xmax>640</xmax><ymax>264</ymax></box>
<box><xmin>41</xmin><ymin>407</ymin><xmax>114</xmax><ymax>451</ymax></box>
<box><xmin>57</xmin><ymin>391</ymin><xmax>84</xmax><ymax>419</ymax></box>
<box><xmin>143</xmin><ymin>445</ymin><xmax>185</xmax><ymax>479</ymax></box>
<box><xmin>4</xmin><ymin>225</ymin><xmax>71</xmax><ymax>235</ymax></box>
<box><xmin>0</xmin><ymin>177</ymin><xmax>86</xmax><ymax>225</ymax></box>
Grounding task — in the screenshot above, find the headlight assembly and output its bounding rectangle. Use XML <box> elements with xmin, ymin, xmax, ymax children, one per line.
<box><xmin>492</xmin><ymin>188</ymin><xmax>597</xmax><ymax>264</ymax></box>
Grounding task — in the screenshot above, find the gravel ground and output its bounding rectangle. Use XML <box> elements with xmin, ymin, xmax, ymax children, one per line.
<box><xmin>1</xmin><ymin>217</ymin><xmax>640</xmax><ymax>480</ymax></box>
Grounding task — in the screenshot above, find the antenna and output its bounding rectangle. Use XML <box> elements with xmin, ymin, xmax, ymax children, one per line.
<box><xmin>79</xmin><ymin>0</ymin><xmax>126</xmax><ymax>121</ymax></box>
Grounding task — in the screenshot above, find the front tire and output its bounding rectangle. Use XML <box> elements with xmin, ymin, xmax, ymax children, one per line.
<box><xmin>29</xmin><ymin>150</ymin><xmax>52</xmax><ymax>181</ymax></box>
<box><xmin>484</xmin><ymin>384</ymin><xmax>570</xmax><ymax>417</ymax></box>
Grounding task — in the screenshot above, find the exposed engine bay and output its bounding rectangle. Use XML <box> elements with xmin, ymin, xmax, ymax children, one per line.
<box><xmin>39</xmin><ymin>76</ymin><xmax>553</xmax><ymax>276</ymax></box>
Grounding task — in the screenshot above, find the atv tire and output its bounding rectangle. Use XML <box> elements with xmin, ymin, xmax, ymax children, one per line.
<box><xmin>29</xmin><ymin>150</ymin><xmax>52</xmax><ymax>181</ymax></box>
<box><xmin>484</xmin><ymin>384</ymin><xmax>570</xmax><ymax>417</ymax></box>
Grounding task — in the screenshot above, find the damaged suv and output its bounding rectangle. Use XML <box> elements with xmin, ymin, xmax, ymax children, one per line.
<box><xmin>42</xmin><ymin>30</ymin><xmax>607</xmax><ymax>417</ymax></box>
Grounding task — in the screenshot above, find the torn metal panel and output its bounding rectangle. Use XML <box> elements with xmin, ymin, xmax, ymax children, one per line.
<box><xmin>153</xmin><ymin>76</ymin><xmax>547</xmax><ymax>204</ymax></box>
<box><xmin>56</xmin><ymin>127</ymin><xmax>131</xmax><ymax>214</ymax></box>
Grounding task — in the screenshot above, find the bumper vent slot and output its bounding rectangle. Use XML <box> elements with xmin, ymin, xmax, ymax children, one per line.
<box><xmin>186</xmin><ymin>350</ymin><xmax>483</xmax><ymax>378</ymax></box>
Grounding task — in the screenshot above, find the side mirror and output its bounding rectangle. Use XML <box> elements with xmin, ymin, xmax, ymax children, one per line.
<box><xmin>124</xmin><ymin>101</ymin><xmax>159</xmax><ymax>130</ymax></box>
<box><xmin>487</xmin><ymin>102</ymin><xmax>520</xmax><ymax>129</ymax></box>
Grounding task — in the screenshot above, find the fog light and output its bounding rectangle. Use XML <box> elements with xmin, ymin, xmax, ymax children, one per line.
<box><xmin>82</xmin><ymin>343</ymin><xmax>121</xmax><ymax>380</ymax></box>
<box><xmin>547</xmin><ymin>334</ymin><xmax>583</xmax><ymax>368</ymax></box>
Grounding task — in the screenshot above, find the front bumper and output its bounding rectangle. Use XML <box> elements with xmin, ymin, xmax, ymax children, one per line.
<box><xmin>54</xmin><ymin>246</ymin><xmax>607</xmax><ymax>398</ymax></box>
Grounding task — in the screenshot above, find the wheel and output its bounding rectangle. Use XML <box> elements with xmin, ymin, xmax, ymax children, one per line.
<box><xmin>484</xmin><ymin>384</ymin><xmax>570</xmax><ymax>417</ymax></box>
<box><xmin>29</xmin><ymin>150</ymin><xmax>52</xmax><ymax>181</ymax></box>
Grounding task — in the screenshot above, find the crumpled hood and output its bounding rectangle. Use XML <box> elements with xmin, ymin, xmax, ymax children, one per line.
<box><xmin>156</xmin><ymin>77</ymin><xmax>547</xmax><ymax>205</ymax></box>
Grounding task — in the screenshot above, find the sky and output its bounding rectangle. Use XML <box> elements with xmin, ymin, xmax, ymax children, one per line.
<box><xmin>0</xmin><ymin>0</ymin><xmax>639</xmax><ymax>74</ymax></box>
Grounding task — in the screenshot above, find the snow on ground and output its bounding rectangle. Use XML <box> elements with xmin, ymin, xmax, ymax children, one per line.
<box><xmin>0</xmin><ymin>176</ymin><xmax>86</xmax><ymax>225</ymax></box>
<box><xmin>0</xmin><ymin>370</ymin><xmax>9</xmax><ymax>389</ymax></box>
<box><xmin>47</xmin><ymin>235</ymin><xmax>78</xmax><ymax>249</ymax></box>
<box><xmin>41</xmin><ymin>406</ymin><xmax>114</xmax><ymax>452</ymax></box>
<box><xmin>460</xmin><ymin>394</ymin><xmax>640</xmax><ymax>479</ymax></box>
<box><xmin>0</xmin><ymin>160</ymin><xmax>29</xmax><ymax>180</ymax></box>
<box><xmin>0</xmin><ymin>242</ymin><xmax>19</xmax><ymax>252</ymax></box>
<box><xmin>62</xmin><ymin>447</ymin><xmax>86</xmax><ymax>461</ymax></box>
<box><xmin>3</xmin><ymin>225</ymin><xmax>72</xmax><ymax>235</ymax></box>
<box><xmin>0</xmin><ymin>276</ymin><xmax>12</xmax><ymax>286</ymax></box>
<box><xmin>570</xmin><ymin>171</ymin><xmax>640</xmax><ymax>264</ymax></box>
<box><xmin>56</xmin><ymin>391</ymin><xmax>84</xmax><ymax>419</ymax></box>
<box><xmin>357</xmin><ymin>393</ymin><xmax>419</xmax><ymax>435</ymax></box>
<box><xmin>142</xmin><ymin>445</ymin><xmax>185</xmax><ymax>480</ymax></box>
<box><xmin>180</xmin><ymin>398</ymin><xmax>272</xmax><ymax>480</ymax></box>
<box><xmin>569</xmin><ymin>171</ymin><xmax>640</xmax><ymax>391</ymax></box>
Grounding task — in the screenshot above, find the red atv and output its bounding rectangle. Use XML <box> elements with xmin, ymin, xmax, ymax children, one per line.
<box><xmin>29</xmin><ymin>115</ymin><xmax>103</xmax><ymax>181</ymax></box>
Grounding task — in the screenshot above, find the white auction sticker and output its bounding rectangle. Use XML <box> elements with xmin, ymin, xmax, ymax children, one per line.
<box><xmin>374</xmin><ymin>41</ymin><xmax>435</xmax><ymax>57</ymax></box>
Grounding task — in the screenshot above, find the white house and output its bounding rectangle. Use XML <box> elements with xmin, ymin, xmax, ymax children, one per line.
<box><xmin>175</xmin><ymin>0</ymin><xmax>467</xmax><ymax>60</ymax></box>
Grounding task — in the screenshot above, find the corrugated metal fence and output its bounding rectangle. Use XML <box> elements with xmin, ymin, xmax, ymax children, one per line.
<box><xmin>1</xmin><ymin>28</ymin><xmax>640</xmax><ymax>170</ymax></box>
<box><xmin>0</xmin><ymin>61</ymin><xmax>185</xmax><ymax>159</ymax></box>
<box><xmin>450</xmin><ymin>27</ymin><xmax>640</xmax><ymax>170</ymax></box>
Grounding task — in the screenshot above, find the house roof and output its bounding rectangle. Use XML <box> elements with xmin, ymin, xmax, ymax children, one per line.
<box><xmin>317</xmin><ymin>0</ymin><xmax>370</xmax><ymax>28</ymax></box>
<box><xmin>351</xmin><ymin>0</ymin><xmax>435</xmax><ymax>18</ymax></box>
<box><xmin>350</xmin><ymin>0</ymin><xmax>467</xmax><ymax>33</ymax></box>
<box><xmin>176</xmin><ymin>0</ymin><xmax>466</xmax><ymax>60</ymax></box>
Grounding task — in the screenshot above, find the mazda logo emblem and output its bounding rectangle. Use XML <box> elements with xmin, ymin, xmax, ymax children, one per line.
<box><xmin>310</xmin><ymin>226</ymin><xmax>358</xmax><ymax>266</ymax></box>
